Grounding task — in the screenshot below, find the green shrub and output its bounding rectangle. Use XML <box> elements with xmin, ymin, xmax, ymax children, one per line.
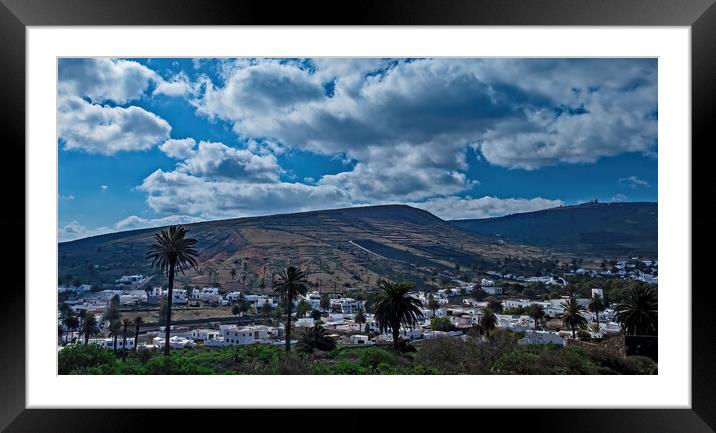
<box><xmin>59</xmin><ymin>344</ymin><xmax>118</xmax><ymax>374</ymax></box>
<box><xmin>358</xmin><ymin>348</ymin><xmax>394</xmax><ymax>370</ymax></box>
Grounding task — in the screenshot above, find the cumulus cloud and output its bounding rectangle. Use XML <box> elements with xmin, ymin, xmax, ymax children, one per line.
<box><xmin>160</xmin><ymin>138</ymin><xmax>197</xmax><ymax>159</ymax></box>
<box><xmin>409</xmin><ymin>196</ymin><xmax>564</xmax><ymax>220</ymax></box>
<box><xmin>59</xmin><ymin>214</ymin><xmax>205</xmax><ymax>241</ymax></box>
<box><xmin>138</xmin><ymin>169</ymin><xmax>350</xmax><ymax>219</ymax></box>
<box><xmin>187</xmin><ymin>58</ymin><xmax>656</xmax><ymax>202</ymax></box>
<box><xmin>618</xmin><ymin>175</ymin><xmax>650</xmax><ymax>188</ymax></box>
<box><xmin>113</xmin><ymin>214</ymin><xmax>204</xmax><ymax>231</ymax></box>
<box><xmin>177</xmin><ymin>141</ymin><xmax>281</xmax><ymax>182</ymax></box>
<box><xmin>58</xmin><ymin>95</ymin><xmax>172</xmax><ymax>155</ymax></box>
<box><xmin>59</xmin><ymin>58</ymin><xmax>159</xmax><ymax>104</ymax></box>
<box><xmin>58</xmin><ymin>194</ymin><xmax>75</xmax><ymax>201</ymax></box>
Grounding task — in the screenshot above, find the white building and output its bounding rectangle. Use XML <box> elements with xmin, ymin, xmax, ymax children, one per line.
<box><xmin>296</xmin><ymin>317</ymin><xmax>315</xmax><ymax>327</ymax></box>
<box><xmin>226</xmin><ymin>292</ymin><xmax>242</xmax><ymax>302</ymax></box>
<box><xmin>482</xmin><ymin>286</ymin><xmax>502</xmax><ymax>295</ymax></box>
<box><xmin>87</xmin><ymin>337</ymin><xmax>136</xmax><ymax>350</ymax></box>
<box><xmin>153</xmin><ymin>336</ymin><xmax>194</xmax><ymax>348</ymax></box>
<box><xmin>190</xmin><ymin>328</ymin><xmax>220</xmax><ymax>341</ymax></box>
<box><xmin>350</xmin><ymin>335</ymin><xmax>373</xmax><ymax>345</ymax></box>
<box><xmin>171</xmin><ymin>289</ymin><xmax>188</xmax><ymax>304</ymax></box>
<box><xmin>115</xmin><ymin>275</ymin><xmax>150</xmax><ymax>290</ymax></box>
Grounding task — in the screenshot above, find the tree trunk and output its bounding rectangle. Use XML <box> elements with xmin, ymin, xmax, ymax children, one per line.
<box><xmin>134</xmin><ymin>327</ymin><xmax>140</xmax><ymax>352</ymax></box>
<box><xmin>285</xmin><ymin>294</ymin><xmax>292</xmax><ymax>352</ymax></box>
<box><xmin>113</xmin><ymin>334</ymin><xmax>118</xmax><ymax>351</ymax></box>
<box><xmin>165</xmin><ymin>263</ymin><xmax>175</xmax><ymax>357</ymax></box>
<box><xmin>392</xmin><ymin>322</ymin><xmax>400</xmax><ymax>350</ymax></box>
<box><xmin>572</xmin><ymin>324</ymin><xmax>576</xmax><ymax>339</ymax></box>
<box><xmin>122</xmin><ymin>334</ymin><xmax>128</xmax><ymax>358</ymax></box>
<box><xmin>84</xmin><ymin>331</ymin><xmax>89</xmax><ymax>345</ymax></box>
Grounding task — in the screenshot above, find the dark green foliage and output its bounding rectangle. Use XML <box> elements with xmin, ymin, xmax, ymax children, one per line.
<box><xmin>59</xmin><ymin>344</ymin><xmax>118</xmax><ymax>374</ymax></box>
<box><xmin>373</xmin><ymin>280</ymin><xmax>424</xmax><ymax>349</ymax></box>
<box><xmin>616</xmin><ymin>286</ymin><xmax>658</xmax><ymax>336</ymax></box>
<box><xmin>297</xmin><ymin>325</ymin><xmax>336</xmax><ymax>353</ymax></box>
<box><xmin>430</xmin><ymin>317</ymin><xmax>452</xmax><ymax>331</ymax></box>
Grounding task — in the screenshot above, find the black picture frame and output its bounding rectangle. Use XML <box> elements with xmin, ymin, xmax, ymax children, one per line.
<box><xmin>2</xmin><ymin>1</ymin><xmax>714</xmax><ymax>431</ymax></box>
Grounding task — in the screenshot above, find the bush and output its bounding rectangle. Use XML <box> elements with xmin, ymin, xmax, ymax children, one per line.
<box><xmin>59</xmin><ymin>344</ymin><xmax>118</xmax><ymax>374</ymax></box>
<box><xmin>358</xmin><ymin>347</ymin><xmax>394</xmax><ymax>370</ymax></box>
<box><xmin>492</xmin><ymin>349</ymin><xmax>541</xmax><ymax>374</ymax></box>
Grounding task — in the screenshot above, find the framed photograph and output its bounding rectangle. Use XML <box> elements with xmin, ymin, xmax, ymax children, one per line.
<box><xmin>4</xmin><ymin>0</ymin><xmax>715</xmax><ymax>431</ymax></box>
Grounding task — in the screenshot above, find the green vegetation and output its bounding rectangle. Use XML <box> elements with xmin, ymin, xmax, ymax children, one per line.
<box><xmin>59</xmin><ymin>333</ymin><xmax>656</xmax><ymax>375</ymax></box>
<box><xmin>430</xmin><ymin>317</ymin><xmax>452</xmax><ymax>331</ymax></box>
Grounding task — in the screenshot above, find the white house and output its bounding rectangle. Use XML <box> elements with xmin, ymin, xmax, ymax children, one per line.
<box><xmin>482</xmin><ymin>286</ymin><xmax>502</xmax><ymax>295</ymax></box>
<box><xmin>116</xmin><ymin>275</ymin><xmax>150</xmax><ymax>290</ymax></box>
<box><xmin>190</xmin><ymin>328</ymin><xmax>220</xmax><ymax>341</ymax></box>
<box><xmin>153</xmin><ymin>336</ymin><xmax>194</xmax><ymax>348</ymax></box>
<box><xmin>296</xmin><ymin>317</ymin><xmax>315</xmax><ymax>328</ymax></box>
<box><xmin>86</xmin><ymin>338</ymin><xmax>136</xmax><ymax>350</ymax></box>
<box><xmin>171</xmin><ymin>289</ymin><xmax>188</xmax><ymax>304</ymax></box>
<box><xmin>350</xmin><ymin>335</ymin><xmax>373</xmax><ymax>345</ymax></box>
<box><xmin>226</xmin><ymin>292</ymin><xmax>242</xmax><ymax>302</ymax></box>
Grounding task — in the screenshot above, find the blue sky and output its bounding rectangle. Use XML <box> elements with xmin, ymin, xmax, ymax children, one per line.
<box><xmin>58</xmin><ymin>58</ymin><xmax>657</xmax><ymax>241</ymax></box>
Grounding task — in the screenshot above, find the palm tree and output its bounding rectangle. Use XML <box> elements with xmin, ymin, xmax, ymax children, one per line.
<box><xmin>526</xmin><ymin>304</ymin><xmax>545</xmax><ymax>331</ymax></box>
<box><xmin>297</xmin><ymin>324</ymin><xmax>336</xmax><ymax>353</ymax></box>
<box><xmin>108</xmin><ymin>321</ymin><xmax>121</xmax><ymax>351</ymax></box>
<box><xmin>61</xmin><ymin>314</ymin><xmax>79</xmax><ymax>344</ymax></box>
<box><xmin>479</xmin><ymin>308</ymin><xmax>497</xmax><ymax>337</ymax></box>
<box><xmin>273</xmin><ymin>266</ymin><xmax>309</xmax><ymax>352</ymax></box>
<box><xmin>147</xmin><ymin>225</ymin><xmax>199</xmax><ymax>356</ymax></box>
<box><xmin>615</xmin><ymin>286</ymin><xmax>658</xmax><ymax>336</ymax></box>
<box><xmin>427</xmin><ymin>294</ymin><xmax>440</xmax><ymax>318</ymax></box>
<box><xmin>81</xmin><ymin>314</ymin><xmax>97</xmax><ymax>344</ymax></box>
<box><xmin>561</xmin><ymin>297</ymin><xmax>588</xmax><ymax>339</ymax></box>
<box><xmin>121</xmin><ymin>318</ymin><xmax>132</xmax><ymax>354</ymax></box>
<box><xmin>133</xmin><ymin>316</ymin><xmax>144</xmax><ymax>352</ymax></box>
<box><xmin>373</xmin><ymin>279</ymin><xmax>423</xmax><ymax>349</ymax></box>
<box><xmin>354</xmin><ymin>309</ymin><xmax>366</xmax><ymax>332</ymax></box>
<box><xmin>589</xmin><ymin>294</ymin><xmax>606</xmax><ymax>330</ymax></box>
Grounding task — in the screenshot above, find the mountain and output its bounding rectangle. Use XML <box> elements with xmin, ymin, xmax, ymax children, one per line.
<box><xmin>58</xmin><ymin>205</ymin><xmax>545</xmax><ymax>291</ymax></box>
<box><xmin>451</xmin><ymin>202</ymin><xmax>657</xmax><ymax>258</ymax></box>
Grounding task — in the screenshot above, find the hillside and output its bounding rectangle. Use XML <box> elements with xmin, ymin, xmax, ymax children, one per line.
<box><xmin>58</xmin><ymin>205</ymin><xmax>545</xmax><ymax>291</ymax></box>
<box><xmin>451</xmin><ymin>202</ymin><xmax>657</xmax><ymax>258</ymax></box>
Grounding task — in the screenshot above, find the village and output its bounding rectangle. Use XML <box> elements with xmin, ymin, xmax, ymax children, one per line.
<box><xmin>57</xmin><ymin>256</ymin><xmax>657</xmax><ymax>353</ymax></box>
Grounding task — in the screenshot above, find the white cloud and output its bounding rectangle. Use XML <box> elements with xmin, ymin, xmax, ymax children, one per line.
<box><xmin>59</xmin><ymin>58</ymin><xmax>160</xmax><ymax>104</ymax></box>
<box><xmin>100</xmin><ymin>185</ymin><xmax>108</xmax><ymax>191</ymax></box>
<box><xmin>409</xmin><ymin>195</ymin><xmax>564</xmax><ymax>220</ymax></box>
<box><xmin>113</xmin><ymin>214</ymin><xmax>204</xmax><ymax>231</ymax></box>
<box><xmin>187</xmin><ymin>58</ymin><xmax>656</xmax><ymax>201</ymax></box>
<box><xmin>177</xmin><ymin>141</ymin><xmax>281</xmax><ymax>183</ymax></box>
<box><xmin>160</xmin><ymin>138</ymin><xmax>197</xmax><ymax>159</ymax></box>
<box><xmin>618</xmin><ymin>175</ymin><xmax>650</xmax><ymax>188</ymax></box>
<box><xmin>58</xmin><ymin>194</ymin><xmax>75</xmax><ymax>200</ymax></box>
<box><xmin>153</xmin><ymin>71</ymin><xmax>197</xmax><ymax>98</ymax></box>
<box><xmin>138</xmin><ymin>169</ymin><xmax>350</xmax><ymax>219</ymax></box>
<box><xmin>59</xmin><ymin>214</ymin><xmax>205</xmax><ymax>242</ymax></box>
<box><xmin>58</xmin><ymin>96</ymin><xmax>172</xmax><ymax>155</ymax></box>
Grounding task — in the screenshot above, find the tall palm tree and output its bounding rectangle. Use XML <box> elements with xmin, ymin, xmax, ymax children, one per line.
<box><xmin>373</xmin><ymin>280</ymin><xmax>423</xmax><ymax>349</ymax></box>
<box><xmin>354</xmin><ymin>309</ymin><xmax>366</xmax><ymax>332</ymax></box>
<box><xmin>297</xmin><ymin>324</ymin><xmax>336</xmax><ymax>353</ymax></box>
<box><xmin>589</xmin><ymin>294</ymin><xmax>606</xmax><ymax>330</ymax></box>
<box><xmin>561</xmin><ymin>297</ymin><xmax>588</xmax><ymax>339</ymax></box>
<box><xmin>61</xmin><ymin>314</ymin><xmax>79</xmax><ymax>344</ymax></box>
<box><xmin>147</xmin><ymin>225</ymin><xmax>199</xmax><ymax>356</ymax></box>
<box><xmin>615</xmin><ymin>286</ymin><xmax>657</xmax><ymax>336</ymax></box>
<box><xmin>526</xmin><ymin>304</ymin><xmax>545</xmax><ymax>331</ymax></box>
<box><xmin>121</xmin><ymin>318</ymin><xmax>132</xmax><ymax>354</ymax></box>
<box><xmin>273</xmin><ymin>266</ymin><xmax>309</xmax><ymax>352</ymax></box>
<box><xmin>133</xmin><ymin>316</ymin><xmax>144</xmax><ymax>352</ymax></box>
<box><xmin>81</xmin><ymin>314</ymin><xmax>97</xmax><ymax>344</ymax></box>
<box><xmin>480</xmin><ymin>308</ymin><xmax>497</xmax><ymax>337</ymax></box>
<box><xmin>108</xmin><ymin>321</ymin><xmax>121</xmax><ymax>351</ymax></box>
<box><xmin>427</xmin><ymin>294</ymin><xmax>440</xmax><ymax>318</ymax></box>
